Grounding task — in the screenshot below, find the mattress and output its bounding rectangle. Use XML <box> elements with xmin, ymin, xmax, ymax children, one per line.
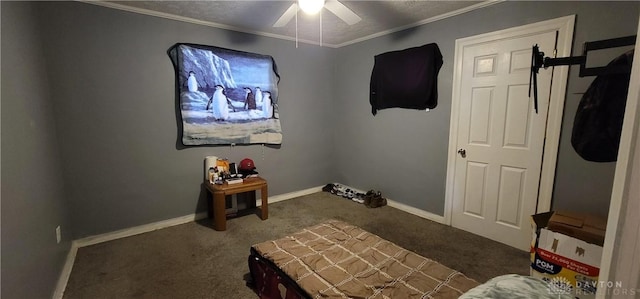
<box><xmin>249</xmin><ymin>220</ymin><xmax>479</xmax><ymax>299</ymax></box>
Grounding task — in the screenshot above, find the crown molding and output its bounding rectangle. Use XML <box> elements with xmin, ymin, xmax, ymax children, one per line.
<box><xmin>77</xmin><ymin>0</ymin><xmax>503</xmax><ymax>48</ymax></box>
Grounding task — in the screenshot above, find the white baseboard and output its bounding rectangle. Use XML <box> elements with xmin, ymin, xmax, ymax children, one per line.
<box><xmin>333</xmin><ymin>183</ymin><xmax>445</xmax><ymax>224</ymax></box>
<box><xmin>386</xmin><ymin>198</ymin><xmax>445</xmax><ymax>224</ymax></box>
<box><xmin>52</xmin><ymin>242</ymin><xmax>78</xmax><ymax>299</ymax></box>
<box><xmin>74</xmin><ymin>212</ymin><xmax>208</xmax><ymax>248</ymax></box>
<box><xmin>256</xmin><ymin>185</ymin><xmax>324</xmax><ymax>206</ymax></box>
<box><xmin>74</xmin><ymin>185</ymin><xmax>324</xmax><ymax>248</ymax></box>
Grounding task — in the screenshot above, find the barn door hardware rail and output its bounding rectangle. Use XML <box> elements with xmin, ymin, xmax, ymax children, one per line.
<box><xmin>529</xmin><ymin>35</ymin><xmax>637</xmax><ymax>113</ymax></box>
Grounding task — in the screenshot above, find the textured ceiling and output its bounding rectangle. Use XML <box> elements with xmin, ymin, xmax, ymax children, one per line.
<box><xmin>92</xmin><ymin>1</ymin><xmax>496</xmax><ymax>47</ymax></box>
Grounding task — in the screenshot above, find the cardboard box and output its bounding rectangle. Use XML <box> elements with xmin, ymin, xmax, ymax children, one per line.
<box><xmin>547</xmin><ymin>211</ymin><xmax>606</xmax><ymax>246</ymax></box>
<box><xmin>530</xmin><ymin>211</ymin><xmax>606</xmax><ymax>298</ymax></box>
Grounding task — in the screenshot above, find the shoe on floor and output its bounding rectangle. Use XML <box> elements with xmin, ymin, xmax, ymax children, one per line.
<box><xmin>366</xmin><ymin>191</ymin><xmax>387</xmax><ymax>208</ymax></box>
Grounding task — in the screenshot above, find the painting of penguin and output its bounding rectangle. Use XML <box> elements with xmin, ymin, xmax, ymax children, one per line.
<box><xmin>209</xmin><ymin>85</ymin><xmax>229</xmax><ymax>120</ymax></box>
<box><xmin>262</xmin><ymin>91</ymin><xmax>273</xmax><ymax>119</ymax></box>
<box><xmin>207</xmin><ymin>86</ymin><xmax>236</xmax><ymax>114</ymax></box>
<box><xmin>255</xmin><ymin>87</ymin><xmax>263</xmax><ymax>106</ymax></box>
<box><xmin>187</xmin><ymin>71</ymin><xmax>198</xmax><ymax>92</ymax></box>
<box><xmin>243</xmin><ymin>87</ymin><xmax>256</xmax><ymax>110</ymax></box>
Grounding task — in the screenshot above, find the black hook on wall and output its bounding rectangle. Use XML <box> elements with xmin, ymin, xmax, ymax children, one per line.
<box><xmin>529</xmin><ymin>35</ymin><xmax>636</xmax><ymax>113</ymax></box>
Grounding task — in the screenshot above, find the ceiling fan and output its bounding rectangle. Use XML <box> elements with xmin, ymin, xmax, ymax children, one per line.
<box><xmin>273</xmin><ymin>0</ymin><xmax>362</xmax><ymax>27</ymax></box>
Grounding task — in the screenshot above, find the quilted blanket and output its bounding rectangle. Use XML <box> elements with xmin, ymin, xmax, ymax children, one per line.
<box><xmin>459</xmin><ymin>274</ymin><xmax>574</xmax><ymax>299</ymax></box>
<box><xmin>252</xmin><ymin>220</ymin><xmax>479</xmax><ymax>298</ymax></box>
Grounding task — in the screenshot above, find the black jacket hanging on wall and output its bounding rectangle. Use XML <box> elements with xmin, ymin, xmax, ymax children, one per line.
<box><xmin>369</xmin><ymin>43</ymin><xmax>443</xmax><ymax>115</ymax></box>
<box><xmin>571</xmin><ymin>50</ymin><xmax>634</xmax><ymax>162</ymax></box>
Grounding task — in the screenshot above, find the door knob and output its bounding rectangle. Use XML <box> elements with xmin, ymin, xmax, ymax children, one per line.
<box><xmin>457</xmin><ymin>149</ymin><xmax>466</xmax><ymax>158</ymax></box>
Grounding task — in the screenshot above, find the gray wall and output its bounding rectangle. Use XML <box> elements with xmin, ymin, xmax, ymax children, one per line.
<box><xmin>2</xmin><ymin>1</ymin><xmax>638</xmax><ymax>298</ymax></box>
<box><xmin>333</xmin><ymin>1</ymin><xmax>639</xmax><ymax>218</ymax></box>
<box><xmin>1</xmin><ymin>2</ymin><xmax>72</xmax><ymax>298</ymax></box>
<box><xmin>34</xmin><ymin>1</ymin><xmax>334</xmax><ymax>239</ymax></box>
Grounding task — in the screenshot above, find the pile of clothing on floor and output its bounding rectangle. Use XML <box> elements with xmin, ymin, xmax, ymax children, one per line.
<box><xmin>322</xmin><ymin>183</ymin><xmax>387</xmax><ymax>208</ymax></box>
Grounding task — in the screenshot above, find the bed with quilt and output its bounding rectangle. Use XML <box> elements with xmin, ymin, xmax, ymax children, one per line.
<box><xmin>248</xmin><ymin>220</ymin><xmax>479</xmax><ymax>299</ymax></box>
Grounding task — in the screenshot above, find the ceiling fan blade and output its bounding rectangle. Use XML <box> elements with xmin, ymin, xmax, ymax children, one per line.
<box><xmin>324</xmin><ymin>0</ymin><xmax>361</xmax><ymax>25</ymax></box>
<box><xmin>273</xmin><ymin>3</ymin><xmax>298</xmax><ymax>27</ymax></box>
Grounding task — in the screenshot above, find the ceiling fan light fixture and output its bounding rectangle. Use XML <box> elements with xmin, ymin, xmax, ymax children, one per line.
<box><xmin>298</xmin><ymin>0</ymin><xmax>325</xmax><ymax>15</ymax></box>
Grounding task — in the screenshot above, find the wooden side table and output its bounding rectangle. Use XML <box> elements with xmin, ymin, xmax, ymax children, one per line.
<box><xmin>203</xmin><ymin>177</ymin><xmax>268</xmax><ymax>231</ymax></box>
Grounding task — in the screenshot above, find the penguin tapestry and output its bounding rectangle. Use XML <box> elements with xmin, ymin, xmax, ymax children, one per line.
<box><xmin>168</xmin><ymin>43</ymin><xmax>282</xmax><ymax>145</ymax></box>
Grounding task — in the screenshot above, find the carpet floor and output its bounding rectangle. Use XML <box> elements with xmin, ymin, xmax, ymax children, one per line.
<box><xmin>63</xmin><ymin>191</ymin><xmax>530</xmax><ymax>298</ymax></box>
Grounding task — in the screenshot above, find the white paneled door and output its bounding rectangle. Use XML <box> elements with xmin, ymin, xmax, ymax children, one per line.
<box><xmin>447</xmin><ymin>17</ymin><xmax>574</xmax><ymax>251</ymax></box>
